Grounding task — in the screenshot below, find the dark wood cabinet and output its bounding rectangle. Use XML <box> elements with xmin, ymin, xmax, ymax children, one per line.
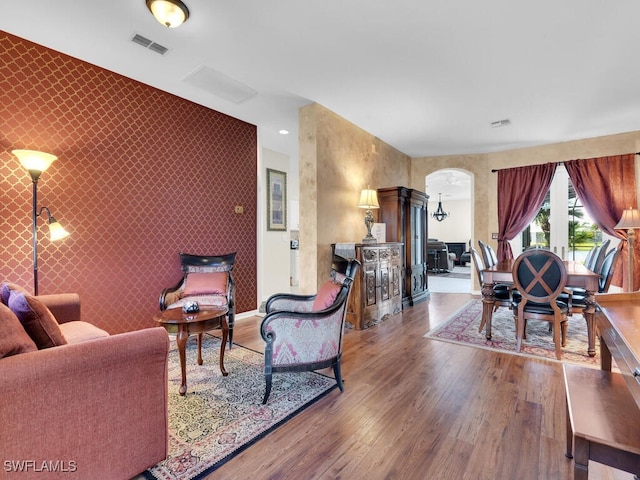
<box><xmin>332</xmin><ymin>243</ymin><xmax>403</xmax><ymax>330</ymax></box>
<box><xmin>377</xmin><ymin>186</ymin><xmax>429</xmax><ymax>308</ymax></box>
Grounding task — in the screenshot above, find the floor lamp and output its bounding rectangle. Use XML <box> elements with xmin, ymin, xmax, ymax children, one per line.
<box><xmin>614</xmin><ymin>207</ymin><xmax>640</xmax><ymax>292</ymax></box>
<box><xmin>12</xmin><ymin>150</ymin><xmax>70</xmax><ymax>296</ymax></box>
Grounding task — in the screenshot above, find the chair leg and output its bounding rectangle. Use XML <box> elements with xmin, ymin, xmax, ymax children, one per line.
<box><xmin>227</xmin><ymin>311</ymin><xmax>234</xmax><ymax>349</ymax></box>
<box><xmin>516</xmin><ymin>313</ymin><xmax>525</xmax><ymax>352</ymax></box>
<box><xmin>552</xmin><ymin>319</ymin><xmax>562</xmax><ymax>360</ymax></box>
<box><xmin>333</xmin><ymin>361</ymin><xmax>344</xmax><ymax>392</ymax></box>
<box><xmin>561</xmin><ymin>321</ymin><xmax>568</xmax><ymax>347</ymax></box>
<box><xmin>262</xmin><ymin>372</ymin><xmax>272</xmax><ymax>405</ymax></box>
<box><xmin>513</xmin><ymin>316</ymin><xmax>528</xmax><ymax>340</ymax></box>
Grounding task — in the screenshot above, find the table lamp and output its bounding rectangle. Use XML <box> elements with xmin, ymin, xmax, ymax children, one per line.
<box><xmin>358</xmin><ymin>187</ymin><xmax>379</xmax><ymax>244</ymax></box>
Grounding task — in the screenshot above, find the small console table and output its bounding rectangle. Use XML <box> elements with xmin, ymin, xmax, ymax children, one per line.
<box><xmin>563</xmin><ymin>292</ymin><xmax>640</xmax><ymax>478</ymax></box>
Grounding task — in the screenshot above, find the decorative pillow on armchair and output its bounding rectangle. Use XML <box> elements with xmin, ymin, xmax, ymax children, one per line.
<box><xmin>183</xmin><ymin>272</ymin><xmax>229</xmax><ymax>296</ymax></box>
<box><xmin>0</xmin><ymin>302</ymin><xmax>37</xmax><ymax>358</ymax></box>
<box><xmin>8</xmin><ymin>292</ymin><xmax>67</xmax><ymax>349</ymax></box>
<box><xmin>312</xmin><ymin>281</ymin><xmax>341</xmax><ymax>311</ymax></box>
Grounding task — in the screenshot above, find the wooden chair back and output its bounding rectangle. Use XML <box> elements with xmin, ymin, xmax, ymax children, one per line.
<box><xmin>478</xmin><ymin>240</ymin><xmax>495</xmax><ymax>268</ymax></box>
<box><xmin>470</xmin><ymin>247</ymin><xmax>486</xmax><ymax>286</ymax></box>
<box><xmin>599</xmin><ymin>245</ymin><xmax>622</xmax><ymax>294</ymax></box>
<box><xmin>512</xmin><ymin>249</ymin><xmax>567</xmax><ymax>305</ymax></box>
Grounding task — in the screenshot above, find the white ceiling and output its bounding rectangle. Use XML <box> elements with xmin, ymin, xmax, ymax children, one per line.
<box><xmin>426</xmin><ymin>169</ymin><xmax>472</xmax><ymax>201</ymax></box>
<box><xmin>3</xmin><ymin>1</ymin><xmax>640</xmax><ymax>162</ymax></box>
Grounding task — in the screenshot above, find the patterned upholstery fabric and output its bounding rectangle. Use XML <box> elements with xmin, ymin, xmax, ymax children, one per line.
<box><xmin>168</xmin><ymin>294</ymin><xmax>228</xmax><ymax>310</ymax></box>
<box><xmin>264</xmin><ymin>308</ymin><xmax>344</xmax><ymax>366</ymax></box>
<box><xmin>259</xmin><ymin>257</ymin><xmax>359</xmax><ymax>404</ymax></box>
<box><xmin>184</xmin><ymin>264</ymin><xmax>233</xmax><ymax>273</ymax></box>
<box><xmin>267</xmin><ymin>297</ymin><xmax>313</xmax><ymax>312</ymax></box>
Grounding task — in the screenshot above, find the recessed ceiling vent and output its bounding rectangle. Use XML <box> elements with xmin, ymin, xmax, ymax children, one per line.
<box><xmin>183</xmin><ymin>66</ymin><xmax>258</xmax><ymax>104</ymax></box>
<box><xmin>490</xmin><ymin>119</ymin><xmax>511</xmax><ymax>128</ymax></box>
<box><xmin>131</xmin><ymin>34</ymin><xmax>168</xmax><ymax>55</ymax></box>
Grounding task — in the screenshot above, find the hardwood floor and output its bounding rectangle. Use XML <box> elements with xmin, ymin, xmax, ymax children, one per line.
<box><xmin>209</xmin><ymin>293</ymin><xmax>634</xmax><ymax>480</ymax></box>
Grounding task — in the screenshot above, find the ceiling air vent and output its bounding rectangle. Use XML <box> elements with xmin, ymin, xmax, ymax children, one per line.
<box><xmin>183</xmin><ymin>66</ymin><xmax>258</xmax><ymax>104</ymax></box>
<box><xmin>131</xmin><ymin>34</ymin><xmax>168</xmax><ymax>55</ymax></box>
<box><xmin>490</xmin><ymin>119</ymin><xmax>511</xmax><ymax>128</ymax></box>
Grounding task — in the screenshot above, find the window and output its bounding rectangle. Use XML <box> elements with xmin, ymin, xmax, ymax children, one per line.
<box><xmin>520</xmin><ymin>165</ymin><xmax>605</xmax><ymax>262</ymax></box>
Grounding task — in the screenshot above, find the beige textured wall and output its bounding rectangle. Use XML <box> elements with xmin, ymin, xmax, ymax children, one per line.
<box><xmin>411</xmin><ymin>153</ymin><xmax>488</xmax><ymax>254</ymax></box>
<box><xmin>412</xmin><ymin>131</ymin><xmax>640</xmax><ymax>289</ymax></box>
<box><xmin>299</xmin><ymin>103</ymin><xmax>411</xmax><ymax>292</ymax></box>
<box><xmin>300</xmin><ymin>99</ymin><xmax>640</xmax><ymax>294</ymax></box>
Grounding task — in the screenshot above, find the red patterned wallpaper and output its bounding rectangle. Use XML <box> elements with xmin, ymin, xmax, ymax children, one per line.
<box><xmin>0</xmin><ymin>31</ymin><xmax>257</xmax><ymax>334</ymax></box>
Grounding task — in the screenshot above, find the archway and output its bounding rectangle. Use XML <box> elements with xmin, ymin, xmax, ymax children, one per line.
<box><xmin>425</xmin><ymin>168</ymin><xmax>474</xmax><ymax>293</ymax></box>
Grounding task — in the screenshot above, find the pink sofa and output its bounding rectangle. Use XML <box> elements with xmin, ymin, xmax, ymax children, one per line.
<box><xmin>0</xmin><ymin>291</ymin><xmax>169</xmax><ymax>479</ymax></box>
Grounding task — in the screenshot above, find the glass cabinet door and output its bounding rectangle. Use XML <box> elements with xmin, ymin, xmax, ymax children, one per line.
<box><xmin>411</xmin><ymin>203</ymin><xmax>426</xmax><ymax>265</ymax></box>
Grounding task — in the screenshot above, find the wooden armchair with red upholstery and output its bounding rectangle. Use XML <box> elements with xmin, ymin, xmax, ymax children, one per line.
<box><xmin>159</xmin><ymin>252</ymin><xmax>236</xmax><ymax>348</ymax></box>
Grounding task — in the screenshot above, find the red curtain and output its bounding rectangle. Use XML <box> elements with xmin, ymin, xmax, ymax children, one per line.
<box><xmin>497</xmin><ymin>163</ymin><xmax>557</xmax><ymax>260</ymax></box>
<box><xmin>565</xmin><ymin>154</ymin><xmax>638</xmax><ymax>290</ymax></box>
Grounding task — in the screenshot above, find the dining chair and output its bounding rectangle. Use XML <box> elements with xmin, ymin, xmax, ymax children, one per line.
<box><xmin>560</xmin><ymin>245</ymin><xmax>622</xmax><ymax>314</ymax></box>
<box><xmin>471</xmin><ymin>247</ymin><xmax>513</xmax><ymax>307</ymax></box>
<box><xmin>511</xmin><ymin>249</ymin><xmax>571</xmax><ymax>360</ymax></box>
<box><xmin>585</xmin><ymin>239</ymin><xmax>610</xmax><ymax>273</ymax></box>
<box><xmin>582</xmin><ymin>244</ymin><xmax>598</xmax><ymax>271</ymax></box>
<box><xmin>478</xmin><ymin>240</ymin><xmax>497</xmax><ymax>268</ymax></box>
<box><xmin>471</xmin><ymin>247</ymin><xmax>516</xmax><ymax>335</ymax></box>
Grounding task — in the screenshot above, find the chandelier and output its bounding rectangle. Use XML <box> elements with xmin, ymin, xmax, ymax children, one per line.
<box><xmin>432</xmin><ymin>193</ymin><xmax>449</xmax><ymax>222</ymax></box>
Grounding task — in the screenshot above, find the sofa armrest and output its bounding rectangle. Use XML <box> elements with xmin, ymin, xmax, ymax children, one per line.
<box><xmin>0</xmin><ymin>327</ymin><xmax>169</xmax><ymax>479</ymax></box>
<box><xmin>36</xmin><ymin>293</ymin><xmax>81</xmax><ymax>324</ymax></box>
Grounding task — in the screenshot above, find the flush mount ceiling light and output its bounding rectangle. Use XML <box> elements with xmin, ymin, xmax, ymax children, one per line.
<box><xmin>146</xmin><ymin>0</ymin><xmax>189</xmax><ymax>28</ymax></box>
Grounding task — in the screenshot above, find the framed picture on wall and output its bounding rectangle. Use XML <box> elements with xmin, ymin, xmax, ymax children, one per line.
<box><xmin>267</xmin><ymin>168</ymin><xmax>287</xmax><ymax>231</ymax></box>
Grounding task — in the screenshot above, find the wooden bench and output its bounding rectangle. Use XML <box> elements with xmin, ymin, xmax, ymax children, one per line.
<box><xmin>563</xmin><ymin>363</ymin><xmax>640</xmax><ymax>479</ymax></box>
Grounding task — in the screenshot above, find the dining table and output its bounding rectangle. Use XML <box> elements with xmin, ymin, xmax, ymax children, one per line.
<box><xmin>481</xmin><ymin>258</ymin><xmax>600</xmax><ymax>356</ymax></box>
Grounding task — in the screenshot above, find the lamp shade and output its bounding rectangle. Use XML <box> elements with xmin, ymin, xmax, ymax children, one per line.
<box><xmin>12</xmin><ymin>149</ymin><xmax>57</xmax><ymax>173</ymax></box>
<box><xmin>615</xmin><ymin>208</ymin><xmax>640</xmax><ymax>230</ymax></box>
<box><xmin>358</xmin><ymin>189</ymin><xmax>380</xmax><ymax>209</ymax></box>
<box><xmin>146</xmin><ymin>0</ymin><xmax>189</xmax><ymax>28</ymax></box>
<box><xmin>48</xmin><ymin>219</ymin><xmax>70</xmax><ymax>242</ymax></box>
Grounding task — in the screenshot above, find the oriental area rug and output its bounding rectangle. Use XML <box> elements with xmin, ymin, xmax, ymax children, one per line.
<box><xmin>424</xmin><ymin>300</ymin><xmax>600</xmax><ymax>368</ymax></box>
<box><xmin>143</xmin><ymin>335</ymin><xmax>337</xmax><ymax>480</ymax></box>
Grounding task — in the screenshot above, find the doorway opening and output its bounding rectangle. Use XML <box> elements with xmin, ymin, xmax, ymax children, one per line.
<box><xmin>425</xmin><ymin>169</ymin><xmax>473</xmax><ymax>293</ymax></box>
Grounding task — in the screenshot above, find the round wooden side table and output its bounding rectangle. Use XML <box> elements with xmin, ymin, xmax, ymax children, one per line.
<box><xmin>154</xmin><ymin>306</ymin><xmax>229</xmax><ymax>395</ymax></box>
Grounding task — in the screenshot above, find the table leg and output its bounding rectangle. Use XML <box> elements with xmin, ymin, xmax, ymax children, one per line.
<box><xmin>197</xmin><ymin>333</ymin><xmax>203</xmax><ymax>365</ymax></box>
<box><xmin>177</xmin><ymin>326</ymin><xmax>189</xmax><ymax>396</ymax></box>
<box><xmin>600</xmin><ymin>327</ymin><xmax>612</xmax><ymax>371</ymax></box>
<box><xmin>583</xmin><ymin>291</ymin><xmax>597</xmax><ymax>357</ymax></box>
<box><xmin>573</xmin><ymin>437</ymin><xmax>590</xmax><ymax>480</ymax></box>
<box><xmin>219</xmin><ymin>316</ymin><xmax>229</xmax><ymax>377</ymax></box>
<box><xmin>480</xmin><ymin>283</ymin><xmax>495</xmax><ymax>339</ymax></box>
